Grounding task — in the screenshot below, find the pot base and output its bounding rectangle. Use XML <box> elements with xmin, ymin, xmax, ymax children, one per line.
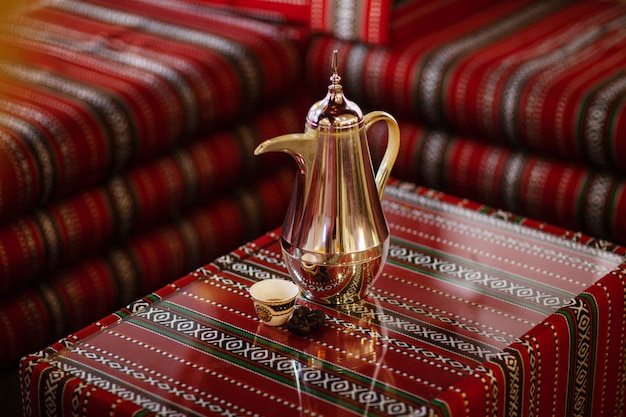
<box><xmin>282</xmin><ymin>240</ymin><xmax>388</xmax><ymax>305</ymax></box>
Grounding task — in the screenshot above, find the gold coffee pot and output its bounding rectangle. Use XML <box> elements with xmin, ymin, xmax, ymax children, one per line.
<box><xmin>254</xmin><ymin>50</ymin><xmax>400</xmax><ymax>304</ymax></box>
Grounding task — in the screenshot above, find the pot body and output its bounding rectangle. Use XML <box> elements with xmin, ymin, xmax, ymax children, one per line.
<box><xmin>279</xmin><ymin>120</ymin><xmax>392</xmax><ymax>304</ymax></box>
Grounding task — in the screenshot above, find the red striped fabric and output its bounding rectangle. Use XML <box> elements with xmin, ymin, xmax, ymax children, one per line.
<box><xmin>307</xmin><ymin>0</ymin><xmax>626</xmax><ymax>172</ymax></box>
<box><xmin>187</xmin><ymin>0</ymin><xmax>410</xmax><ymax>45</ymax></box>
<box><xmin>179</xmin><ymin>0</ymin><xmax>312</xmax><ymax>25</ymax></box>
<box><xmin>431</xmin><ymin>265</ymin><xmax>626</xmax><ymax>416</ymax></box>
<box><xmin>368</xmin><ymin>121</ymin><xmax>626</xmax><ymax>247</ymax></box>
<box><xmin>309</xmin><ymin>0</ymin><xmax>393</xmax><ymax>44</ymax></box>
<box><xmin>0</xmin><ymin>100</ymin><xmax>303</xmax><ymax>307</ymax></box>
<box><xmin>0</xmin><ymin>0</ymin><xmax>302</xmax><ymax>221</ymax></box>
<box><xmin>19</xmin><ymin>180</ymin><xmax>626</xmax><ymax>416</ymax></box>
<box><xmin>307</xmin><ymin>0</ymin><xmax>626</xmax><ymax>245</ymax></box>
<box><xmin>0</xmin><ymin>167</ymin><xmax>294</xmax><ymax>368</ymax></box>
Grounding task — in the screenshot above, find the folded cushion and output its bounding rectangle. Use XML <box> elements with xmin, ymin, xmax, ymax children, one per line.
<box><xmin>307</xmin><ymin>0</ymin><xmax>626</xmax><ymax>174</ymax></box>
<box><xmin>369</xmin><ymin>120</ymin><xmax>626</xmax><ymax>247</ymax></box>
<box><xmin>0</xmin><ymin>0</ymin><xmax>302</xmax><ymax>221</ymax></box>
<box><xmin>0</xmin><ymin>100</ymin><xmax>303</xmax><ymax>297</ymax></box>
<box><xmin>0</xmin><ymin>167</ymin><xmax>294</xmax><ymax>368</ymax></box>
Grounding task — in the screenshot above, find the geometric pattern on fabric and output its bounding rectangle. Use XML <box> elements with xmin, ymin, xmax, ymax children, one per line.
<box><xmin>306</xmin><ymin>0</ymin><xmax>626</xmax><ymax>173</ymax></box>
<box><xmin>52</xmin><ymin>359</ymin><xmax>185</xmax><ymax>416</ymax></box>
<box><xmin>0</xmin><ymin>100</ymin><xmax>303</xmax><ymax>298</ymax></box>
<box><xmin>20</xmin><ymin>180</ymin><xmax>626</xmax><ymax>417</ymax></box>
<box><xmin>186</xmin><ymin>0</ymin><xmax>397</xmax><ymax>45</ymax></box>
<box><xmin>387</xmin><ymin>242</ymin><xmax>570</xmax><ymax>313</ymax></box>
<box><xmin>431</xmin><ymin>265</ymin><xmax>626</xmax><ymax>417</ymax></box>
<box><xmin>1</xmin><ymin>167</ymin><xmax>294</xmax><ymax>368</ymax></box>
<box><xmin>0</xmin><ymin>0</ymin><xmax>301</xmax><ymax>220</ymax></box>
<box><xmin>134</xmin><ymin>305</ymin><xmax>421</xmax><ymax>415</ymax></box>
<box><xmin>369</xmin><ymin>121</ymin><xmax>626</xmax><ymax>248</ymax></box>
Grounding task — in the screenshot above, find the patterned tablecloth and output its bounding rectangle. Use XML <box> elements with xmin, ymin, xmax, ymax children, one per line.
<box><xmin>20</xmin><ymin>180</ymin><xmax>626</xmax><ymax>417</ymax></box>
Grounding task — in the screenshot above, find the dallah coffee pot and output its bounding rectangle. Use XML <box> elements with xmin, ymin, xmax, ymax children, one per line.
<box><xmin>254</xmin><ymin>51</ymin><xmax>400</xmax><ymax>304</ymax></box>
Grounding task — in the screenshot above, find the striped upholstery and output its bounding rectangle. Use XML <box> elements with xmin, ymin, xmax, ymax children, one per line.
<box><xmin>369</xmin><ymin>122</ymin><xmax>626</xmax><ymax>249</ymax></box>
<box><xmin>0</xmin><ymin>0</ymin><xmax>302</xmax><ymax>220</ymax></box>
<box><xmin>18</xmin><ymin>182</ymin><xmax>626</xmax><ymax>416</ymax></box>
<box><xmin>0</xmin><ymin>102</ymin><xmax>303</xmax><ymax>298</ymax></box>
<box><xmin>179</xmin><ymin>0</ymin><xmax>312</xmax><ymax>26</ymax></box>
<box><xmin>309</xmin><ymin>0</ymin><xmax>394</xmax><ymax>44</ymax></box>
<box><xmin>0</xmin><ymin>166</ymin><xmax>295</xmax><ymax>367</ymax></box>
<box><xmin>430</xmin><ymin>263</ymin><xmax>626</xmax><ymax>416</ymax></box>
<box><xmin>2</xmin><ymin>0</ymin><xmax>626</xmax><ymax>375</ymax></box>
<box><xmin>307</xmin><ymin>0</ymin><xmax>626</xmax><ymax>245</ymax></box>
<box><xmin>190</xmin><ymin>0</ymin><xmax>405</xmax><ymax>45</ymax></box>
<box><xmin>0</xmin><ymin>0</ymin><xmax>305</xmax><ymax>367</ymax></box>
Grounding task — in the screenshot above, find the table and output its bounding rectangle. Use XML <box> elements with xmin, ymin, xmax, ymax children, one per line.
<box><xmin>20</xmin><ymin>180</ymin><xmax>626</xmax><ymax>416</ymax></box>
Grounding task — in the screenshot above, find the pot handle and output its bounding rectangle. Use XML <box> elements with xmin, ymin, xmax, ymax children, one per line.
<box><xmin>364</xmin><ymin>111</ymin><xmax>400</xmax><ymax>200</ymax></box>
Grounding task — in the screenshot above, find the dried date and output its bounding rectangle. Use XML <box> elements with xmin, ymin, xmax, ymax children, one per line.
<box><xmin>287</xmin><ymin>306</ymin><xmax>325</xmax><ymax>336</ymax></box>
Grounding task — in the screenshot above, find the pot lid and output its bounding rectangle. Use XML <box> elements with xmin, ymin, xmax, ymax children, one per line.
<box><xmin>306</xmin><ymin>50</ymin><xmax>363</xmax><ymax>132</ymax></box>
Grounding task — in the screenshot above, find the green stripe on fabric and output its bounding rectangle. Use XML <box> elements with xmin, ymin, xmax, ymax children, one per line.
<box><xmin>132</xmin><ymin>410</ymin><xmax>156</xmax><ymax>417</ymax></box>
<box><xmin>578</xmin><ymin>292</ymin><xmax>599</xmax><ymax>416</ymax></box>
<box><xmin>341</xmin><ymin>296</ymin><xmax>501</xmax><ymax>364</ymax></box>
<box><xmin>608</xmin><ymin>86</ymin><xmax>626</xmax><ymax>169</ymax></box>
<box><xmin>389</xmin><ymin>236</ymin><xmax>573</xmax><ymax>314</ymax></box>
<box><xmin>607</xmin><ymin>182</ymin><xmax>625</xmax><ymax>242</ymax></box>
<box><xmin>429</xmin><ymin>399</ymin><xmax>452</xmax><ymax>417</ymax></box>
<box><xmin>555</xmin><ymin>303</ymin><xmax>580</xmax><ymax>417</ymax></box>
<box><xmin>574</xmin><ymin>173</ymin><xmax>592</xmax><ymax>242</ymax></box>
<box><xmin>147</xmin><ymin>301</ymin><xmax>427</xmax><ymax>414</ymax></box>
<box><xmin>575</xmin><ymin>90</ymin><xmax>594</xmax><ymax>162</ymax></box>
<box><xmin>164</xmin><ymin>301</ymin><xmax>422</xmax><ymax>401</ymax></box>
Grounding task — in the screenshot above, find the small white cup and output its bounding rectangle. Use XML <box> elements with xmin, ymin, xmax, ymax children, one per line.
<box><xmin>249</xmin><ymin>279</ymin><xmax>300</xmax><ymax>326</ymax></box>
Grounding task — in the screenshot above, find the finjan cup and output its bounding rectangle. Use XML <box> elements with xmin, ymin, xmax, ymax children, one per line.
<box><xmin>249</xmin><ymin>279</ymin><xmax>300</xmax><ymax>326</ymax></box>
